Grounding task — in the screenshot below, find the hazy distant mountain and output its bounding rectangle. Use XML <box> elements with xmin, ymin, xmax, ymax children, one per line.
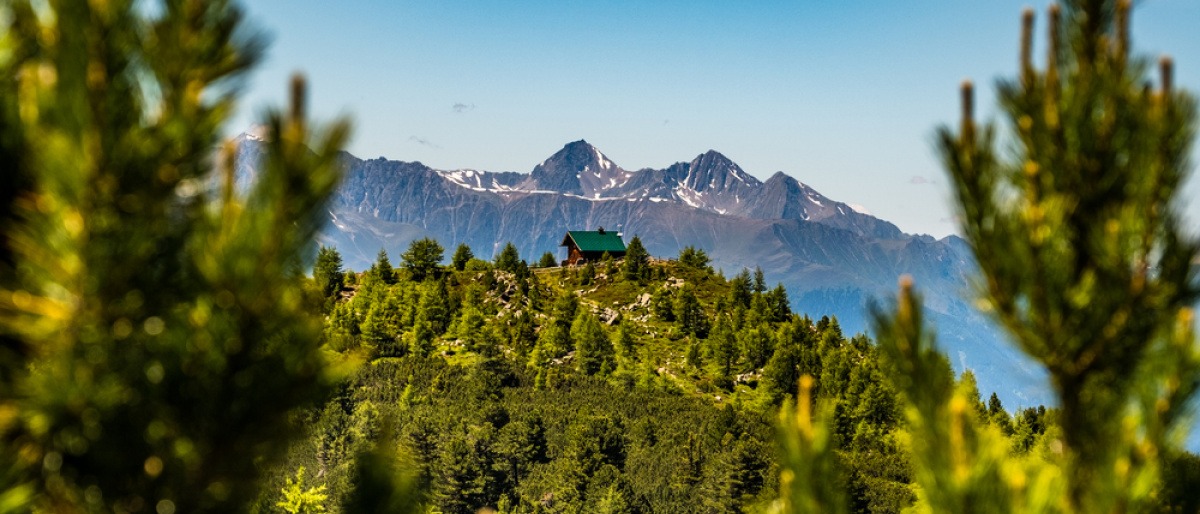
<box><xmin>235</xmin><ymin>136</ymin><xmax>1049</xmax><ymax>408</ymax></box>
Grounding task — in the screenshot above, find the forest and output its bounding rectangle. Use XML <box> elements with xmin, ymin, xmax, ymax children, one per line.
<box><xmin>255</xmin><ymin>240</ymin><xmax>1057</xmax><ymax>513</ymax></box>
<box><xmin>3</xmin><ymin>0</ymin><xmax>1200</xmax><ymax>513</ymax></box>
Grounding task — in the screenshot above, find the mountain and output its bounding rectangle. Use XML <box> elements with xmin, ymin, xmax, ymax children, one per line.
<box><xmin>234</xmin><ymin>136</ymin><xmax>1049</xmax><ymax>407</ymax></box>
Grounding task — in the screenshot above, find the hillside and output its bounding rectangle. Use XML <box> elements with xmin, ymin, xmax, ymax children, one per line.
<box><xmin>258</xmin><ymin>245</ymin><xmax>1055</xmax><ymax>514</ymax></box>
<box><xmin>233</xmin><ymin>136</ymin><xmax>1050</xmax><ymax>409</ymax></box>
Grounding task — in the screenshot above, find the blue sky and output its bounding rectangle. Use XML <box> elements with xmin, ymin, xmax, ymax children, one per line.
<box><xmin>231</xmin><ymin>1</ymin><xmax>1200</xmax><ymax>238</ymax></box>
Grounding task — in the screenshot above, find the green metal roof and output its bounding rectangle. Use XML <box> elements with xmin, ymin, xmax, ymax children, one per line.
<box><xmin>562</xmin><ymin>230</ymin><xmax>626</xmax><ymax>253</ymax></box>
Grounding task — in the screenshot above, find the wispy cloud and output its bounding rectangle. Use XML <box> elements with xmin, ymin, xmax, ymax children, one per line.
<box><xmin>409</xmin><ymin>136</ymin><xmax>441</xmax><ymax>149</ymax></box>
<box><xmin>910</xmin><ymin>175</ymin><xmax>937</xmax><ymax>185</ymax></box>
<box><xmin>452</xmin><ymin>102</ymin><xmax>476</xmax><ymax>114</ymax></box>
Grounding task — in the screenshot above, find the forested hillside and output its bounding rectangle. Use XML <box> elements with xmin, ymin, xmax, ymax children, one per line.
<box><xmin>256</xmin><ymin>241</ymin><xmax>1056</xmax><ymax>514</ymax></box>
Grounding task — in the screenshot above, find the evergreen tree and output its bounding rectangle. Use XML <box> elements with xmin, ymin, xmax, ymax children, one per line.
<box><xmin>538</xmin><ymin>251</ymin><xmax>558</xmax><ymax>268</ymax></box>
<box><xmin>729</xmin><ymin>269</ymin><xmax>753</xmax><ymax>309</ymax></box>
<box><xmin>781</xmin><ymin>2</ymin><xmax>1200</xmax><ymax>512</ymax></box>
<box><xmin>402</xmin><ymin>237</ymin><xmax>444</xmax><ymax>282</ymax></box>
<box><xmin>740</xmin><ymin>324</ymin><xmax>775</xmax><ymax>370</ymax></box>
<box><xmin>452</xmin><ymin>243</ymin><xmax>474</xmax><ymax>271</ymax></box>
<box><xmin>752</xmin><ymin>266</ymin><xmax>767</xmax><ymax>294</ymax></box>
<box><xmin>652</xmin><ymin>287</ymin><xmax>676</xmax><ymax>322</ymax></box>
<box><xmin>613</xmin><ymin>321</ymin><xmax>637</xmax><ymax>362</ymax></box>
<box><xmin>573</xmin><ymin>311</ymin><xmax>615</xmax><ymax>376</ymax></box>
<box><xmin>674</xmin><ymin>286</ymin><xmax>710</xmax><ymax>338</ymax></box>
<box><xmin>709</xmin><ymin>316</ymin><xmax>740</xmax><ymax>386</ymax></box>
<box><xmin>551</xmin><ymin>290</ymin><xmax>579</xmax><ymax>330</ymax></box>
<box><xmin>766</xmin><ymin>284</ymin><xmax>792</xmax><ymax>322</ymax></box>
<box><xmin>494</xmin><ymin>242</ymin><xmax>522</xmax><ymax>273</ymax></box>
<box><xmin>371</xmin><ymin>248</ymin><xmax>398</xmax><ymax>285</ymax></box>
<box><xmin>678</xmin><ymin>246</ymin><xmax>711</xmax><ymax>270</ymax></box>
<box><xmin>622</xmin><ymin>235</ymin><xmax>650</xmax><ymax>281</ymax></box>
<box><xmin>581</xmin><ymin>261</ymin><xmax>597</xmax><ymax>286</ymax></box>
<box><xmin>418</xmin><ymin>279</ymin><xmax>452</xmax><ymax>335</ymax></box>
<box><xmin>0</xmin><ymin>1</ymin><xmax>361</xmax><ymax>509</ymax></box>
<box><xmin>763</xmin><ymin>337</ymin><xmax>802</xmax><ymax>402</ymax></box>
<box><xmin>314</xmin><ymin>245</ymin><xmax>346</xmax><ymax>307</ymax></box>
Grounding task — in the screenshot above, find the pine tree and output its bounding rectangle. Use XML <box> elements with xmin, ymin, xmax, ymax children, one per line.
<box><xmin>622</xmin><ymin>235</ymin><xmax>650</xmax><ymax>282</ymax></box>
<box><xmin>678</xmin><ymin>246</ymin><xmax>711</xmax><ymax>270</ymax></box>
<box><xmin>314</xmin><ymin>245</ymin><xmax>346</xmax><ymax>307</ymax></box>
<box><xmin>932</xmin><ymin>0</ymin><xmax>1198</xmax><ymax>509</ymax></box>
<box><xmin>709</xmin><ymin>315</ymin><xmax>740</xmax><ymax>386</ymax></box>
<box><xmin>752</xmin><ymin>267</ymin><xmax>767</xmax><ymax>294</ymax></box>
<box><xmin>538</xmin><ymin>251</ymin><xmax>558</xmax><ymax>268</ymax></box>
<box><xmin>452</xmin><ymin>243</ymin><xmax>475</xmax><ymax>271</ymax></box>
<box><xmin>766</xmin><ymin>284</ymin><xmax>792</xmax><ymax>322</ymax></box>
<box><xmin>371</xmin><ymin>248</ymin><xmax>398</xmax><ymax>285</ymax></box>
<box><xmin>402</xmin><ymin>237</ymin><xmax>444</xmax><ymax>281</ymax></box>
<box><xmin>0</xmin><ymin>1</ymin><xmax>357</xmax><ymax>510</ymax></box>
<box><xmin>494</xmin><ymin>242</ymin><xmax>521</xmax><ymax>273</ymax></box>
<box><xmin>729</xmin><ymin>269</ymin><xmax>753</xmax><ymax>309</ymax></box>
<box><xmin>652</xmin><ymin>287</ymin><xmax>676</xmax><ymax>322</ymax></box>
<box><xmin>674</xmin><ymin>286</ymin><xmax>710</xmax><ymax>338</ymax></box>
<box><xmin>573</xmin><ymin>311</ymin><xmax>615</xmax><ymax>376</ymax></box>
<box><xmin>780</xmin><ymin>2</ymin><xmax>1200</xmax><ymax>512</ymax></box>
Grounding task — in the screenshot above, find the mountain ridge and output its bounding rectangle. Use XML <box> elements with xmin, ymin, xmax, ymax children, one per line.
<box><xmin>234</xmin><ymin>135</ymin><xmax>1049</xmax><ymax>408</ymax></box>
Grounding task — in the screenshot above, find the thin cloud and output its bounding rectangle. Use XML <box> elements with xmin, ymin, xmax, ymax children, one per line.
<box><xmin>409</xmin><ymin>136</ymin><xmax>441</xmax><ymax>149</ymax></box>
<box><xmin>910</xmin><ymin>175</ymin><xmax>937</xmax><ymax>185</ymax></box>
<box><xmin>452</xmin><ymin>102</ymin><xmax>476</xmax><ymax>114</ymax></box>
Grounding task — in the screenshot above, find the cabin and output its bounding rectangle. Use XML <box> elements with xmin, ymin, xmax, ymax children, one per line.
<box><xmin>561</xmin><ymin>228</ymin><xmax>626</xmax><ymax>266</ymax></box>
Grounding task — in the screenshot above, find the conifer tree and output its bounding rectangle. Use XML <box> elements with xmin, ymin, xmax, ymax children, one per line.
<box><xmin>0</xmin><ymin>1</ymin><xmax>359</xmax><ymax>510</ymax></box>
<box><xmin>652</xmin><ymin>287</ymin><xmax>676</xmax><ymax>322</ymax></box>
<box><xmin>452</xmin><ymin>243</ymin><xmax>475</xmax><ymax>271</ymax></box>
<box><xmin>709</xmin><ymin>315</ymin><xmax>740</xmax><ymax>387</ymax></box>
<box><xmin>314</xmin><ymin>245</ymin><xmax>346</xmax><ymax>306</ymax></box>
<box><xmin>780</xmin><ymin>1</ymin><xmax>1200</xmax><ymax>512</ymax></box>
<box><xmin>371</xmin><ymin>248</ymin><xmax>398</xmax><ymax>285</ymax></box>
<box><xmin>402</xmin><ymin>237</ymin><xmax>444</xmax><ymax>281</ymax></box>
<box><xmin>622</xmin><ymin>236</ymin><xmax>650</xmax><ymax>282</ymax></box>
<box><xmin>494</xmin><ymin>242</ymin><xmax>521</xmax><ymax>273</ymax></box>
<box><xmin>678</xmin><ymin>246</ymin><xmax>710</xmax><ymax>271</ymax></box>
<box><xmin>573</xmin><ymin>311</ymin><xmax>615</xmax><ymax>376</ymax></box>
<box><xmin>674</xmin><ymin>286</ymin><xmax>709</xmax><ymax>338</ymax></box>
<box><xmin>729</xmin><ymin>269</ymin><xmax>753</xmax><ymax>309</ymax></box>
<box><xmin>538</xmin><ymin>251</ymin><xmax>558</xmax><ymax>268</ymax></box>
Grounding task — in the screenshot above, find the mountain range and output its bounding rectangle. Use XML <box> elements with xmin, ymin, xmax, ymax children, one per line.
<box><xmin>236</xmin><ymin>136</ymin><xmax>1050</xmax><ymax>408</ymax></box>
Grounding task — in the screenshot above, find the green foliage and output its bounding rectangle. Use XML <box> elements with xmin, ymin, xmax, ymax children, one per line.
<box><xmin>573</xmin><ymin>311</ymin><xmax>616</xmax><ymax>376</ymax></box>
<box><xmin>651</xmin><ymin>287</ymin><xmax>675</xmax><ymax>322</ymax></box>
<box><xmin>0</xmin><ymin>0</ymin><xmax>365</xmax><ymax>510</ymax></box>
<box><xmin>402</xmin><ymin>237</ymin><xmax>444</xmax><ymax>281</ymax></box>
<box><xmin>494</xmin><ymin>242</ymin><xmax>522</xmax><ymax>274</ymax></box>
<box><xmin>675</xmin><ymin>286</ymin><xmax>710</xmax><ymax>338</ymax></box>
<box><xmin>729</xmin><ymin>269</ymin><xmax>753</xmax><ymax>309</ymax></box>
<box><xmin>314</xmin><ymin>246</ymin><xmax>346</xmax><ymax>307</ymax></box>
<box><xmin>538</xmin><ymin>251</ymin><xmax>558</xmax><ymax>268</ymax></box>
<box><xmin>370</xmin><ymin>249</ymin><xmax>398</xmax><ymax>285</ymax></box>
<box><xmin>623</xmin><ymin>236</ymin><xmax>651</xmax><ymax>282</ymax></box>
<box><xmin>678</xmin><ymin>246</ymin><xmax>711</xmax><ymax>271</ymax></box>
<box><xmin>452</xmin><ymin>243</ymin><xmax>474</xmax><ymax>271</ymax></box>
<box><xmin>753</xmin><ymin>267</ymin><xmax>767</xmax><ymax>294</ymax></box>
<box><xmin>277</xmin><ymin>467</ymin><xmax>329</xmax><ymax>514</ymax></box>
<box><xmin>776</xmin><ymin>2</ymin><xmax>1200</xmax><ymax>513</ymax></box>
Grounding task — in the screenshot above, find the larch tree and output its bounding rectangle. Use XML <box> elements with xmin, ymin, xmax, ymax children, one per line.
<box><xmin>402</xmin><ymin>237</ymin><xmax>444</xmax><ymax>282</ymax></box>
<box><xmin>451</xmin><ymin>243</ymin><xmax>474</xmax><ymax>272</ymax></box>
<box><xmin>370</xmin><ymin>249</ymin><xmax>398</xmax><ymax>285</ymax></box>
<box><xmin>622</xmin><ymin>236</ymin><xmax>650</xmax><ymax>282</ymax></box>
<box><xmin>314</xmin><ymin>246</ymin><xmax>345</xmax><ymax>308</ymax></box>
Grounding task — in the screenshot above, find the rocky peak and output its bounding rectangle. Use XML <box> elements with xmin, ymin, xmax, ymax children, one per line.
<box><xmin>682</xmin><ymin>150</ymin><xmax>759</xmax><ymax>193</ymax></box>
<box><xmin>525</xmin><ymin>140</ymin><xmax>623</xmax><ymax>196</ymax></box>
